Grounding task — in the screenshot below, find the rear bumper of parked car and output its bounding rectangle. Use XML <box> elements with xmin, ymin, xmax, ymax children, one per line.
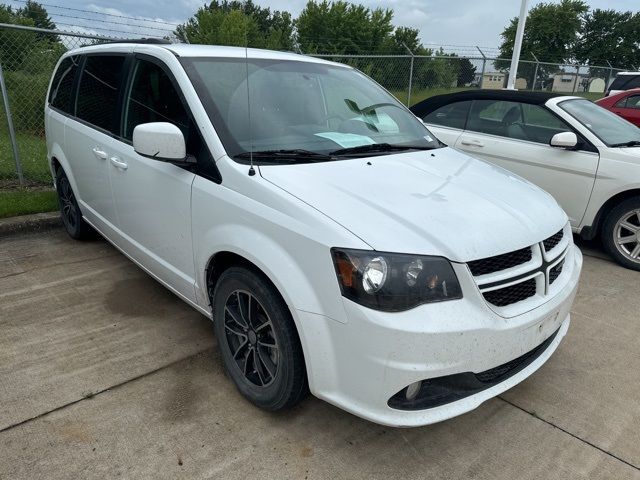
<box><xmin>299</xmin><ymin>245</ymin><xmax>582</xmax><ymax>427</ymax></box>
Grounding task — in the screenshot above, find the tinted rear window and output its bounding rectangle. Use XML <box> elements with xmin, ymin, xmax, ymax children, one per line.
<box><xmin>423</xmin><ymin>101</ymin><xmax>471</xmax><ymax>129</ymax></box>
<box><xmin>610</xmin><ymin>75</ymin><xmax>637</xmax><ymax>91</ymax></box>
<box><xmin>49</xmin><ymin>56</ymin><xmax>79</xmax><ymax>113</ymax></box>
<box><xmin>76</xmin><ymin>55</ymin><xmax>126</xmax><ymax>133</ymax></box>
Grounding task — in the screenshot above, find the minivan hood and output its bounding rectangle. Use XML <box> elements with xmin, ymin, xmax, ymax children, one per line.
<box><xmin>259</xmin><ymin>148</ymin><xmax>567</xmax><ymax>262</ymax></box>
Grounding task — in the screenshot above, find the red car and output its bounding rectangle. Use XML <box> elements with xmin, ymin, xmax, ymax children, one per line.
<box><xmin>595</xmin><ymin>88</ymin><xmax>640</xmax><ymax>127</ymax></box>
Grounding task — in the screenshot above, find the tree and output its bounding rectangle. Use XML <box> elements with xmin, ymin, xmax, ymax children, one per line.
<box><xmin>296</xmin><ymin>1</ymin><xmax>393</xmax><ymax>55</ymax></box>
<box><xmin>175</xmin><ymin>1</ymin><xmax>295</xmax><ymax>50</ymax></box>
<box><xmin>381</xmin><ymin>26</ymin><xmax>423</xmax><ymax>55</ymax></box>
<box><xmin>496</xmin><ymin>0</ymin><xmax>588</xmax><ymax>85</ymax></box>
<box><xmin>575</xmin><ymin>9</ymin><xmax>640</xmax><ymax>71</ymax></box>
<box><xmin>0</xmin><ymin>5</ymin><xmax>37</xmax><ymax>70</ymax></box>
<box><xmin>17</xmin><ymin>0</ymin><xmax>58</xmax><ymax>43</ymax></box>
<box><xmin>455</xmin><ymin>56</ymin><xmax>477</xmax><ymax>86</ymax></box>
<box><xmin>17</xmin><ymin>0</ymin><xmax>55</xmax><ymax>30</ymax></box>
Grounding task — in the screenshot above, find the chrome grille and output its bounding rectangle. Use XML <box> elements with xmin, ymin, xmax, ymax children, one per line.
<box><xmin>468</xmin><ymin>247</ymin><xmax>532</xmax><ymax>276</ymax></box>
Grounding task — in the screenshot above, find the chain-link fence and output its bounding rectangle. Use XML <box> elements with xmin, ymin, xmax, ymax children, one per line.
<box><xmin>0</xmin><ymin>22</ymin><xmax>114</xmax><ymax>188</ymax></box>
<box><xmin>314</xmin><ymin>53</ymin><xmax>626</xmax><ymax>106</ymax></box>
<box><xmin>0</xmin><ymin>22</ymin><xmax>630</xmax><ymax>188</ymax></box>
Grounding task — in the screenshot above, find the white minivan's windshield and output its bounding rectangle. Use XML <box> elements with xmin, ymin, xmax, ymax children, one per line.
<box><xmin>180</xmin><ymin>57</ymin><xmax>441</xmax><ymax>163</ymax></box>
<box><xmin>559</xmin><ymin>98</ymin><xmax>640</xmax><ymax>147</ymax></box>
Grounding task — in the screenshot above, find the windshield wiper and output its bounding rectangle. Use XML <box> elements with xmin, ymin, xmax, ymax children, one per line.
<box><xmin>610</xmin><ymin>140</ymin><xmax>640</xmax><ymax>148</ymax></box>
<box><xmin>234</xmin><ymin>149</ymin><xmax>333</xmax><ymax>163</ymax></box>
<box><xmin>329</xmin><ymin>143</ymin><xmax>436</xmax><ymax>156</ymax></box>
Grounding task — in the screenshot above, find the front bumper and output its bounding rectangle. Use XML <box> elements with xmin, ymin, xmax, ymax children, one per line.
<box><xmin>299</xmin><ymin>244</ymin><xmax>582</xmax><ymax>427</ymax></box>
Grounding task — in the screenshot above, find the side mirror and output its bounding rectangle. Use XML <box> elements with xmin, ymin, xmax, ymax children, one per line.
<box><xmin>550</xmin><ymin>131</ymin><xmax>578</xmax><ymax>149</ymax></box>
<box><xmin>133</xmin><ymin>122</ymin><xmax>193</xmax><ymax>164</ymax></box>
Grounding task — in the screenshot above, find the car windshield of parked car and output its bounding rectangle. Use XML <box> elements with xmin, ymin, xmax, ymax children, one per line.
<box><xmin>180</xmin><ymin>57</ymin><xmax>441</xmax><ymax>163</ymax></box>
<box><xmin>559</xmin><ymin>98</ymin><xmax>640</xmax><ymax>147</ymax></box>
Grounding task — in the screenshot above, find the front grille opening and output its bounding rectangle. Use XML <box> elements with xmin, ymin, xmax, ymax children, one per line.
<box><xmin>388</xmin><ymin>328</ymin><xmax>560</xmax><ymax>410</ymax></box>
<box><xmin>543</xmin><ymin>229</ymin><xmax>564</xmax><ymax>252</ymax></box>
<box><xmin>549</xmin><ymin>259</ymin><xmax>565</xmax><ymax>284</ymax></box>
<box><xmin>468</xmin><ymin>247</ymin><xmax>532</xmax><ymax>277</ymax></box>
<box><xmin>483</xmin><ymin>278</ymin><xmax>537</xmax><ymax>307</ymax></box>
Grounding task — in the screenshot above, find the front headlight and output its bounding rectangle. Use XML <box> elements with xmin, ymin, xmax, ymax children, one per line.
<box><xmin>331</xmin><ymin>248</ymin><xmax>462</xmax><ymax>312</ymax></box>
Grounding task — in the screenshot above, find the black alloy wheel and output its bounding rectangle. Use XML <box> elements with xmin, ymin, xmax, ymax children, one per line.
<box><xmin>55</xmin><ymin>168</ymin><xmax>94</xmax><ymax>240</ymax></box>
<box><xmin>223</xmin><ymin>289</ymin><xmax>279</xmax><ymax>387</ymax></box>
<box><xmin>212</xmin><ymin>266</ymin><xmax>308</xmax><ymax>410</ymax></box>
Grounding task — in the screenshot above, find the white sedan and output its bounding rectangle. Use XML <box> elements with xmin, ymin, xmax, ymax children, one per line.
<box><xmin>412</xmin><ymin>90</ymin><xmax>640</xmax><ymax>270</ymax></box>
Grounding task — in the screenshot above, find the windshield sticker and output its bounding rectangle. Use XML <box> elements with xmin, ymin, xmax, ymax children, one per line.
<box><xmin>351</xmin><ymin>113</ymin><xmax>400</xmax><ymax>133</ymax></box>
<box><xmin>315</xmin><ymin>132</ymin><xmax>376</xmax><ymax>148</ymax></box>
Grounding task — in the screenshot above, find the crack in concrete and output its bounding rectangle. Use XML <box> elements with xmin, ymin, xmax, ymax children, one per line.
<box><xmin>498</xmin><ymin>396</ymin><xmax>639</xmax><ymax>472</ymax></box>
<box><xmin>0</xmin><ymin>348</ymin><xmax>211</xmax><ymax>435</ymax></box>
<box><xmin>0</xmin><ymin>253</ymin><xmax>119</xmax><ymax>280</ymax></box>
<box><xmin>0</xmin><ymin>346</ymin><xmax>636</xmax><ymax>475</ymax></box>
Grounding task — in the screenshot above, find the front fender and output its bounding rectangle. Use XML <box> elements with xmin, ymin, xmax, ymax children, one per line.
<box><xmin>194</xmin><ymin>222</ymin><xmax>342</xmax><ymax>321</ymax></box>
<box><xmin>190</xmin><ymin>171</ymin><xmax>369</xmax><ymax>396</ymax></box>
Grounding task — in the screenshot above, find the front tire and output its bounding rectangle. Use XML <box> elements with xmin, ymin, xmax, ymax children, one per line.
<box><xmin>212</xmin><ymin>266</ymin><xmax>308</xmax><ymax>410</ymax></box>
<box><xmin>601</xmin><ymin>197</ymin><xmax>640</xmax><ymax>271</ymax></box>
<box><xmin>55</xmin><ymin>168</ymin><xmax>94</xmax><ymax>240</ymax></box>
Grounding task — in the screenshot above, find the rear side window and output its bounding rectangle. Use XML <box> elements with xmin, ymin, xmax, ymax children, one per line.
<box><xmin>422</xmin><ymin>101</ymin><xmax>471</xmax><ymax>130</ymax></box>
<box><xmin>76</xmin><ymin>55</ymin><xmax>126</xmax><ymax>134</ymax></box>
<box><xmin>49</xmin><ymin>56</ymin><xmax>79</xmax><ymax>113</ymax></box>
<box><xmin>610</xmin><ymin>74</ymin><xmax>638</xmax><ymax>91</ymax></box>
<box><xmin>627</xmin><ymin>76</ymin><xmax>640</xmax><ymax>89</ymax></box>
<box><xmin>621</xmin><ymin>95</ymin><xmax>640</xmax><ymax>109</ymax></box>
<box><xmin>123</xmin><ymin>59</ymin><xmax>189</xmax><ymax>140</ymax></box>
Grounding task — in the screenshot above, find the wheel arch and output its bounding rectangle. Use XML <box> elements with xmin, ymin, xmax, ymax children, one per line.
<box><xmin>203</xmin><ymin>248</ymin><xmax>317</xmax><ymax>385</ymax></box>
<box><xmin>48</xmin><ymin>145</ymin><xmax>80</xmax><ymax>197</ymax></box>
<box><xmin>581</xmin><ymin>188</ymin><xmax>640</xmax><ymax>240</ymax></box>
<box><xmin>196</xmin><ymin>226</ymin><xmax>346</xmax><ymax>396</ymax></box>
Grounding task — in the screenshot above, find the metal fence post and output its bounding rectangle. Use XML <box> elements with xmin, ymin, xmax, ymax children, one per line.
<box><xmin>606</xmin><ymin>61</ymin><xmax>614</xmax><ymax>90</ymax></box>
<box><xmin>573</xmin><ymin>65</ymin><xmax>581</xmax><ymax>93</ymax></box>
<box><xmin>476</xmin><ymin>46</ymin><xmax>486</xmax><ymax>89</ymax></box>
<box><xmin>0</xmin><ymin>61</ymin><xmax>23</xmax><ymax>186</ymax></box>
<box><xmin>402</xmin><ymin>43</ymin><xmax>414</xmax><ymax>106</ymax></box>
<box><xmin>531</xmin><ymin>53</ymin><xmax>539</xmax><ymax>91</ymax></box>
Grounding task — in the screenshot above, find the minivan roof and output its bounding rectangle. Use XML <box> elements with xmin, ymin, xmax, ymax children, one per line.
<box><xmin>67</xmin><ymin>42</ymin><xmax>344</xmax><ymax>67</ymax></box>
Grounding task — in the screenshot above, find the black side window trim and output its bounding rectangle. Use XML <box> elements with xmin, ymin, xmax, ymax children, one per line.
<box><xmin>121</xmin><ymin>53</ymin><xmax>222</xmax><ymax>184</ymax></box>
<box><xmin>464</xmin><ymin>99</ymin><xmax>597</xmax><ymax>153</ymax></box>
<box><xmin>120</xmin><ymin>53</ymin><xmax>193</xmax><ymax>140</ymax></box>
<box><xmin>48</xmin><ymin>51</ymin><xmax>221</xmax><ymax>184</ymax></box>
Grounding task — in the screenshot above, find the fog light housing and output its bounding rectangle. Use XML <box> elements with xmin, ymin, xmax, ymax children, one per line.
<box><xmin>405</xmin><ymin>381</ymin><xmax>422</xmax><ymax>400</ymax></box>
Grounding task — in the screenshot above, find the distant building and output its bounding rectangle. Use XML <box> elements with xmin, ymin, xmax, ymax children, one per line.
<box><xmin>551</xmin><ymin>73</ymin><xmax>588</xmax><ymax>92</ymax></box>
<box><xmin>481</xmin><ymin>72</ymin><xmax>528</xmax><ymax>90</ymax></box>
<box><xmin>482</xmin><ymin>72</ymin><xmax>506</xmax><ymax>89</ymax></box>
<box><xmin>515</xmin><ymin>77</ymin><xmax>528</xmax><ymax>90</ymax></box>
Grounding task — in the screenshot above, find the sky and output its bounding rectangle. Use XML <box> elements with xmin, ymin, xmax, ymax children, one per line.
<box><xmin>4</xmin><ymin>0</ymin><xmax>640</xmax><ymax>52</ymax></box>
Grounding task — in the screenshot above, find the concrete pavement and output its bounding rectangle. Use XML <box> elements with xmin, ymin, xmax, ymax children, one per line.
<box><xmin>1</xmin><ymin>229</ymin><xmax>638</xmax><ymax>479</ymax></box>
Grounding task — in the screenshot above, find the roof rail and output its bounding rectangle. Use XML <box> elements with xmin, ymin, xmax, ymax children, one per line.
<box><xmin>97</xmin><ymin>38</ymin><xmax>173</xmax><ymax>45</ymax></box>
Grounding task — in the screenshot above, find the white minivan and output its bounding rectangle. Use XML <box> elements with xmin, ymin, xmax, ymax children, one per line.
<box><xmin>45</xmin><ymin>41</ymin><xmax>582</xmax><ymax>427</ymax></box>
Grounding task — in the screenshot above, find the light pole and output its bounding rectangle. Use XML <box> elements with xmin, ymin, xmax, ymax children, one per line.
<box><xmin>506</xmin><ymin>0</ymin><xmax>529</xmax><ymax>90</ymax></box>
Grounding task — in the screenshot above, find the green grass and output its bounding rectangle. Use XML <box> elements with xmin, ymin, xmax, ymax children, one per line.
<box><xmin>0</xmin><ymin>127</ymin><xmax>50</xmax><ymax>183</ymax></box>
<box><xmin>0</xmin><ymin>189</ymin><xmax>58</xmax><ymax>218</ymax></box>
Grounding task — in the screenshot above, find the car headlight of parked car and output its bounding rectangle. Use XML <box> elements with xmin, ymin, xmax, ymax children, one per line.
<box><xmin>331</xmin><ymin>248</ymin><xmax>463</xmax><ymax>312</ymax></box>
